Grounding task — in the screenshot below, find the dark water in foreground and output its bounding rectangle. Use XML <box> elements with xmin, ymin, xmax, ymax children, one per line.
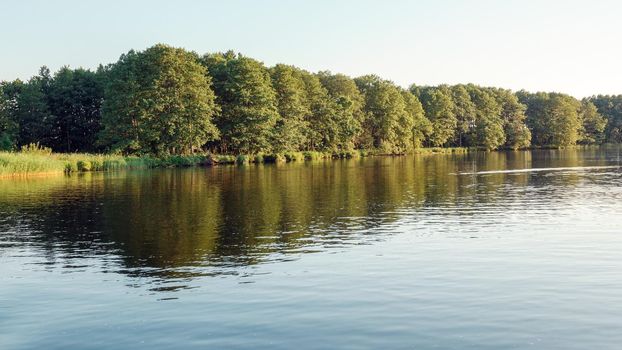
<box><xmin>1</xmin><ymin>148</ymin><xmax>622</xmax><ymax>349</ymax></box>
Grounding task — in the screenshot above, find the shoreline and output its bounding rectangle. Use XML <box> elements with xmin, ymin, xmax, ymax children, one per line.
<box><xmin>0</xmin><ymin>145</ymin><xmax>613</xmax><ymax>178</ymax></box>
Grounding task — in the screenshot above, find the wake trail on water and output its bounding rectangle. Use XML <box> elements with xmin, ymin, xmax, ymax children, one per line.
<box><xmin>456</xmin><ymin>165</ymin><xmax>622</xmax><ymax>175</ymax></box>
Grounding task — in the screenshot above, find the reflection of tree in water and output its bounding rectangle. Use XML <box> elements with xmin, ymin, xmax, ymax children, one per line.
<box><xmin>0</xmin><ymin>148</ymin><xmax>616</xmax><ymax>289</ymax></box>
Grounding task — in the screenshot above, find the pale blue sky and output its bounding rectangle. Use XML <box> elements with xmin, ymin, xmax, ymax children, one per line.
<box><xmin>1</xmin><ymin>0</ymin><xmax>620</xmax><ymax>97</ymax></box>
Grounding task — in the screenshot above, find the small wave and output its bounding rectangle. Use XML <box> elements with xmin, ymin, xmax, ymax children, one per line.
<box><xmin>457</xmin><ymin>165</ymin><xmax>621</xmax><ymax>175</ymax></box>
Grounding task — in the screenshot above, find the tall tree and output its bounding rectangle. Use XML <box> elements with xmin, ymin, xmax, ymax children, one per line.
<box><xmin>578</xmin><ymin>100</ymin><xmax>607</xmax><ymax>144</ymax></box>
<box><xmin>401</xmin><ymin>90</ymin><xmax>431</xmax><ymax>149</ymax></box>
<box><xmin>270</xmin><ymin>64</ymin><xmax>309</xmax><ymax>152</ymax></box>
<box><xmin>317</xmin><ymin>71</ymin><xmax>364</xmax><ymax>150</ymax></box>
<box><xmin>466</xmin><ymin>85</ymin><xmax>505</xmax><ymax>150</ymax></box>
<box><xmin>589</xmin><ymin>95</ymin><xmax>622</xmax><ymax>143</ymax></box>
<box><xmin>356</xmin><ymin>75</ymin><xmax>409</xmax><ymax>153</ymax></box>
<box><xmin>492</xmin><ymin>88</ymin><xmax>531</xmax><ymax>149</ymax></box>
<box><xmin>0</xmin><ymin>81</ymin><xmax>20</xmax><ymax>150</ymax></box>
<box><xmin>518</xmin><ymin>91</ymin><xmax>582</xmax><ymax>147</ymax></box>
<box><xmin>202</xmin><ymin>51</ymin><xmax>278</xmax><ymax>154</ymax></box>
<box><xmin>298</xmin><ymin>70</ymin><xmax>339</xmax><ymax>151</ymax></box>
<box><xmin>413</xmin><ymin>86</ymin><xmax>457</xmax><ymax>147</ymax></box>
<box><xmin>450</xmin><ymin>85</ymin><xmax>477</xmax><ymax>147</ymax></box>
<box><xmin>14</xmin><ymin>68</ymin><xmax>54</xmax><ymax>147</ymax></box>
<box><xmin>46</xmin><ymin>67</ymin><xmax>104</xmax><ymax>152</ymax></box>
<box><xmin>101</xmin><ymin>44</ymin><xmax>219</xmax><ymax>155</ymax></box>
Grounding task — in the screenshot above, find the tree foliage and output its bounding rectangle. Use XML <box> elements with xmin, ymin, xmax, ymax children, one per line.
<box><xmin>101</xmin><ymin>44</ymin><xmax>219</xmax><ymax>155</ymax></box>
<box><xmin>2</xmin><ymin>45</ymin><xmax>622</xmax><ymax>155</ymax></box>
<box><xmin>466</xmin><ymin>85</ymin><xmax>505</xmax><ymax>150</ymax></box>
<box><xmin>450</xmin><ymin>85</ymin><xmax>477</xmax><ymax>147</ymax></box>
<box><xmin>317</xmin><ymin>72</ymin><xmax>364</xmax><ymax>150</ymax></box>
<box><xmin>0</xmin><ymin>82</ymin><xmax>20</xmax><ymax>150</ymax></box>
<box><xmin>46</xmin><ymin>67</ymin><xmax>104</xmax><ymax>152</ymax></box>
<box><xmin>578</xmin><ymin>100</ymin><xmax>607</xmax><ymax>144</ymax></box>
<box><xmin>588</xmin><ymin>95</ymin><xmax>622</xmax><ymax>143</ymax></box>
<box><xmin>518</xmin><ymin>91</ymin><xmax>582</xmax><ymax>147</ymax></box>
<box><xmin>493</xmin><ymin>89</ymin><xmax>531</xmax><ymax>150</ymax></box>
<box><xmin>413</xmin><ymin>86</ymin><xmax>457</xmax><ymax>147</ymax></box>
<box><xmin>270</xmin><ymin>64</ymin><xmax>309</xmax><ymax>152</ymax></box>
<box><xmin>401</xmin><ymin>90</ymin><xmax>431</xmax><ymax>149</ymax></box>
<box><xmin>356</xmin><ymin>76</ymin><xmax>412</xmax><ymax>153</ymax></box>
<box><xmin>202</xmin><ymin>51</ymin><xmax>278</xmax><ymax>154</ymax></box>
<box><xmin>299</xmin><ymin>71</ymin><xmax>337</xmax><ymax>151</ymax></box>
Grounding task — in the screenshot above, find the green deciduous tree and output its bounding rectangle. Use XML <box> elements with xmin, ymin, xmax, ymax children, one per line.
<box><xmin>299</xmin><ymin>71</ymin><xmax>338</xmax><ymax>151</ymax></box>
<box><xmin>518</xmin><ymin>91</ymin><xmax>582</xmax><ymax>147</ymax></box>
<box><xmin>0</xmin><ymin>82</ymin><xmax>20</xmax><ymax>150</ymax></box>
<box><xmin>466</xmin><ymin>85</ymin><xmax>505</xmax><ymax>150</ymax></box>
<box><xmin>413</xmin><ymin>86</ymin><xmax>457</xmax><ymax>147</ymax></box>
<box><xmin>202</xmin><ymin>51</ymin><xmax>277</xmax><ymax>154</ymax></box>
<box><xmin>450</xmin><ymin>85</ymin><xmax>477</xmax><ymax>147</ymax></box>
<box><xmin>588</xmin><ymin>95</ymin><xmax>622</xmax><ymax>143</ymax></box>
<box><xmin>14</xmin><ymin>68</ymin><xmax>54</xmax><ymax>147</ymax></box>
<box><xmin>46</xmin><ymin>67</ymin><xmax>104</xmax><ymax>152</ymax></box>
<box><xmin>578</xmin><ymin>100</ymin><xmax>607</xmax><ymax>144</ymax></box>
<box><xmin>356</xmin><ymin>75</ymin><xmax>410</xmax><ymax>153</ymax></box>
<box><xmin>492</xmin><ymin>89</ymin><xmax>531</xmax><ymax>149</ymax></box>
<box><xmin>270</xmin><ymin>64</ymin><xmax>309</xmax><ymax>152</ymax></box>
<box><xmin>1</xmin><ymin>67</ymin><xmax>105</xmax><ymax>152</ymax></box>
<box><xmin>317</xmin><ymin>72</ymin><xmax>364</xmax><ymax>150</ymax></box>
<box><xmin>101</xmin><ymin>44</ymin><xmax>219</xmax><ymax>155</ymax></box>
<box><xmin>401</xmin><ymin>90</ymin><xmax>431</xmax><ymax>149</ymax></box>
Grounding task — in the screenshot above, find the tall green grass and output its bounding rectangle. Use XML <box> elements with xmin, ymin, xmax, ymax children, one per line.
<box><xmin>0</xmin><ymin>152</ymin><xmax>145</xmax><ymax>176</ymax></box>
<box><xmin>0</xmin><ymin>149</ymin><xmax>239</xmax><ymax>177</ymax></box>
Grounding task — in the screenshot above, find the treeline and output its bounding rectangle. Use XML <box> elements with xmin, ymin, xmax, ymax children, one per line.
<box><xmin>1</xmin><ymin>44</ymin><xmax>621</xmax><ymax>155</ymax></box>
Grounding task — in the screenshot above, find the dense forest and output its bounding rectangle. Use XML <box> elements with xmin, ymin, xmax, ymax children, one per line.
<box><xmin>1</xmin><ymin>44</ymin><xmax>621</xmax><ymax>156</ymax></box>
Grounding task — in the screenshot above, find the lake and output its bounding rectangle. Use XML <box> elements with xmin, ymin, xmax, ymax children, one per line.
<box><xmin>1</xmin><ymin>147</ymin><xmax>622</xmax><ymax>349</ymax></box>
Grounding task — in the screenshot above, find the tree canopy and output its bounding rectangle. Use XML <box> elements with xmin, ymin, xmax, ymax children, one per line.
<box><xmin>413</xmin><ymin>86</ymin><xmax>457</xmax><ymax>147</ymax></box>
<box><xmin>518</xmin><ymin>91</ymin><xmax>584</xmax><ymax>147</ymax></box>
<box><xmin>101</xmin><ymin>44</ymin><xmax>219</xmax><ymax>155</ymax></box>
<box><xmin>202</xmin><ymin>51</ymin><xmax>278</xmax><ymax>154</ymax></box>
<box><xmin>587</xmin><ymin>95</ymin><xmax>621</xmax><ymax>143</ymax></box>
<box><xmin>0</xmin><ymin>44</ymin><xmax>618</xmax><ymax>155</ymax></box>
<box><xmin>270</xmin><ymin>64</ymin><xmax>309</xmax><ymax>152</ymax></box>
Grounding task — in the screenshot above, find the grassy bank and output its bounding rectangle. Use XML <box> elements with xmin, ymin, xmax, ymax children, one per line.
<box><xmin>0</xmin><ymin>152</ymin><xmax>238</xmax><ymax>177</ymax></box>
<box><xmin>0</xmin><ymin>147</ymin><xmax>475</xmax><ymax>177</ymax></box>
<box><xmin>0</xmin><ymin>152</ymin><xmax>142</xmax><ymax>177</ymax></box>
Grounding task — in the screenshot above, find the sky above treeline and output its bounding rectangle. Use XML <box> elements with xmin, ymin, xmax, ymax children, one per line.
<box><xmin>1</xmin><ymin>0</ymin><xmax>620</xmax><ymax>98</ymax></box>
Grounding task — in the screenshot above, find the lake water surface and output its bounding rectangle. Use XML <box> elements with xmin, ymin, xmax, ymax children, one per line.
<box><xmin>2</xmin><ymin>148</ymin><xmax>622</xmax><ymax>349</ymax></box>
